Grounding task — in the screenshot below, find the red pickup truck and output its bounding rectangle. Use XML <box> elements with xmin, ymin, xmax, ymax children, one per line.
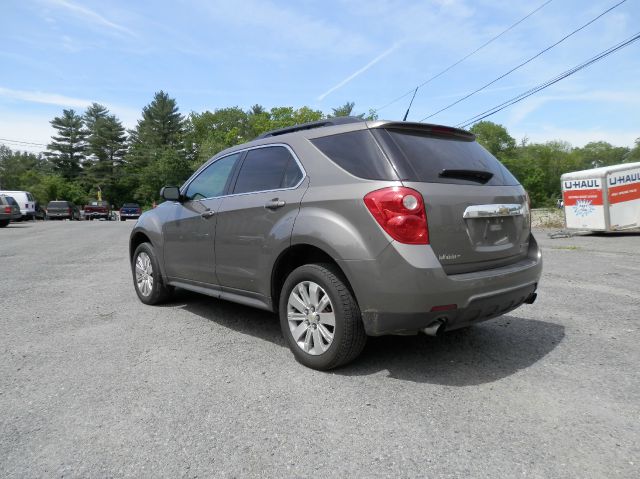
<box><xmin>84</xmin><ymin>200</ymin><xmax>111</xmax><ymax>220</ymax></box>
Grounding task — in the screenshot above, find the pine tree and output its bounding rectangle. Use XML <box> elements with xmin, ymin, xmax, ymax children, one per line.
<box><xmin>82</xmin><ymin>103</ymin><xmax>127</xmax><ymax>202</ymax></box>
<box><xmin>46</xmin><ymin>109</ymin><xmax>87</xmax><ymax>179</ymax></box>
<box><xmin>126</xmin><ymin>91</ymin><xmax>190</xmax><ymax>204</ymax></box>
<box><xmin>131</xmin><ymin>90</ymin><xmax>184</xmax><ymax>150</ymax></box>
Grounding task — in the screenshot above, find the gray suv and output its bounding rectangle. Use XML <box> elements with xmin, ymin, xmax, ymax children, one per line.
<box><xmin>130</xmin><ymin>118</ymin><xmax>542</xmax><ymax>370</ymax></box>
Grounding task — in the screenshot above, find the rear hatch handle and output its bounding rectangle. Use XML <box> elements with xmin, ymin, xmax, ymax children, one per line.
<box><xmin>463</xmin><ymin>204</ymin><xmax>524</xmax><ymax>219</ymax></box>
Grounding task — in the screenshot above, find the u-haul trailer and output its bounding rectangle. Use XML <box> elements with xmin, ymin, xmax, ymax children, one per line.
<box><xmin>561</xmin><ymin>162</ymin><xmax>640</xmax><ymax>231</ymax></box>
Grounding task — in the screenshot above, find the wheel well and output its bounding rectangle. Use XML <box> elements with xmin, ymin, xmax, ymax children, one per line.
<box><xmin>271</xmin><ymin>244</ymin><xmax>354</xmax><ymax>312</ymax></box>
<box><xmin>130</xmin><ymin>232</ymin><xmax>152</xmax><ymax>261</ymax></box>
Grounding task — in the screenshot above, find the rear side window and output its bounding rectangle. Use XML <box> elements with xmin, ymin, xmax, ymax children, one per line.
<box><xmin>233</xmin><ymin>146</ymin><xmax>302</xmax><ymax>194</ymax></box>
<box><xmin>310</xmin><ymin>130</ymin><xmax>398</xmax><ymax>180</ymax></box>
<box><xmin>373</xmin><ymin>128</ymin><xmax>518</xmax><ymax>186</ymax></box>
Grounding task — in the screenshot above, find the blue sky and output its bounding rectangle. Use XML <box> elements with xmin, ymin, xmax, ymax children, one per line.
<box><xmin>1</xmin><ymin>0</ymin><xmax>638</xmax><ymax>154</ymax></box>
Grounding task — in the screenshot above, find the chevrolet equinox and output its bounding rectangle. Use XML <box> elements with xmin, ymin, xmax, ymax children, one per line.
<box><xmin>129</xmin><ymin>118</ymin><xmax>542</xmax><ymax>370</ymax></box>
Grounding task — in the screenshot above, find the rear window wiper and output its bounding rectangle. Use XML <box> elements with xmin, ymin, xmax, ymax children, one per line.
<box><xmin>439</xmin><ymin>169</ymin><xmax>493</xmax><ymax>184</ymax></box>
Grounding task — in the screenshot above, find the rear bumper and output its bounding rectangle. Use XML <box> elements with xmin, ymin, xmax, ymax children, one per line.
<box><xmin>338</xmin><ymin>235</ymin><xmax>543</xmax><ymax>336</ymax></box>
<box><xmin>120</xmin><ymin>213</ymin><xmax>140</xmax><ymax>219</ymax></box>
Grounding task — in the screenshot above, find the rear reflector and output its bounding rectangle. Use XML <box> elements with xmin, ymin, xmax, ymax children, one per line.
<box><xmin>430</xmin><ymin>304</ymin><xmax>457</xmax><ymax>312</ymax></box>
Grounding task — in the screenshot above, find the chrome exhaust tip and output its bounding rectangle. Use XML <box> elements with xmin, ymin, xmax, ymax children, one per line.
<box><xmin>422</xmin><ymin>319</ymin><xmax>446</xmax><ymax>337</ymax></box>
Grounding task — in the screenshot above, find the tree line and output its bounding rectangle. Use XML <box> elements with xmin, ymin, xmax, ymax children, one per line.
<box><xmin>0</xmin><ymin>90</ymin><xmax>638</xmax><ymax>208</ymax></box>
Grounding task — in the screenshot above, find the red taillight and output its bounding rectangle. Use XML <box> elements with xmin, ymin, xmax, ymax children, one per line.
<box><xmin>364</xmin><ymin>187</ymin><xmax>429</xmax><ymax>244</ymax></box>
<box><xmin>68</xmin><ymin>208</ymin><xmax>72</xmax><ymax>215</ymax></box>
<box><xmin>3</xmin><ymin>206</ymin><xmax>10</xmax><ymax>214</ymax></box>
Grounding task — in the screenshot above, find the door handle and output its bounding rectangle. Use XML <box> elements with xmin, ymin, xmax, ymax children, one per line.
<box><xmin>265</xmin><ymin>199</ymin><xmax>286</xmax><ymax>210</ymax></box>
<box><xmin>201</xmin><ymin>210</ymin><xmax>215</xmax><ymax>219</ymax></box>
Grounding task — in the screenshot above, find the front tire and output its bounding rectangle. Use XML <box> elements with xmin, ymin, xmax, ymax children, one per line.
<box><xmin>132</xmin><ymin>242</ymin><xmax>173</xmax><ymax>305</ymax></box>
<box><xmin>279</xmin><ymin>263</ymin><xmax>366</xmax><ymax>370</ymax></box>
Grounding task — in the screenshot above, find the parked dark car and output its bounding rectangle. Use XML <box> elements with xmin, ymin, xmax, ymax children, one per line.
<box><xmin>129</xmin><ymin>118</ymin><xmax>542</xmax><ymax>370</ymax></box>
<box><xmin>0</xmin><ymin>195</ymin><xmax>22</xmax><ymax>227</ymax></box>
<box><xmin>46</xmin><ymin>201</ymin><xmax>81</xmax><ymax>220</ymax></box>
<box><xmin>120</xmin><ymin>203</ymin><xmax>142</xmax><ymax>221</ymax></box>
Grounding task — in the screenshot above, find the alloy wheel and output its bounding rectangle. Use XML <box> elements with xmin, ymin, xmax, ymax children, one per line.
<box><xmin>135</xmin><ymin>252</ymin><xmax>154</xmax><ymax>297</ymax></box>
<box><xmin>287</xmin><ymin>281</ymin><xmax>335</xmax><ymax>355</ymax></box>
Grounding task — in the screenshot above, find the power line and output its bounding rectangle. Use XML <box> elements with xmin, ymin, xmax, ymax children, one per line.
<box><xmin>0</xmin><ymin>137</ymin><xmax>48</xmax><ymax>147</ymax></box>
<box><xmin>374</xmin><ymin>0</ymin><xmax>555</xmax><ymax>114</ymax></box>
<box><xmin>419</xmin><ymin>0</ymin><xmax>627</xmax><ymax>122</ymax></box>
<box><xmin>455</xmin><ymin>31</ymin><xmax>640</xmax><ymax>128</ymax></box>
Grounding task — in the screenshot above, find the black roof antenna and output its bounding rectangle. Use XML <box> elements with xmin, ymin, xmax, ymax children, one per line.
<box><xmin>402</xmin><ymin>87</ymin><xmax>419</xmax><ymax>121</ymax></box>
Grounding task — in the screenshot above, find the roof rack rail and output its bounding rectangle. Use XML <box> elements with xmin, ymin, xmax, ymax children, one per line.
<box><xmin>255</xmin><ymin>116</ymin><xmax>365</xmax><ymax>139</ymax></box>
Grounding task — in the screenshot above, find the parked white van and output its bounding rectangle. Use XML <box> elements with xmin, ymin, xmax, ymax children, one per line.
<box><xmin>0</xmin><ymin>190</ymin><xmax>36</xmax><ymax>219</ymax></box>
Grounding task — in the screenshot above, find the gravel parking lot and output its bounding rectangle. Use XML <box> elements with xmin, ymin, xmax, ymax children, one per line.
<box><xmin>1</xmin><ymin>220</ymin><xmax>638</xmax><ymax>478</ymax></box>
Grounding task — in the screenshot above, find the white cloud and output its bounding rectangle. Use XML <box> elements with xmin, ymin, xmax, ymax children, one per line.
<box><xmin>44</xmin><ymin>0</ymin><xmax>136</xmax><ymax>37</ymax></box>
<box><xmin>508</xmin><ymin>90</ymin><xmax>640</xmax><ymax>124</ymax></box>
<box><xmin>0</xmin><ymin>86</ymin><xmax>92</xmax><ymax>109</ymax></box>
<box><xmin>194</xmin><ymin>0</ymin><xmax>370</xmax><ymax>55</ymax></box>
<box><xmin>0</xmin><ymin>87</ymin><xmax>140</xmax><ymax>129</ymax></box>
<box><xmin>512</xmin><ymin>126</ymin><xmax>638</xmax><ymax>148</ymax></box>
<box><xmin>0</xmin><ymin>112</ymin><xmax>54</xmax><ymax>153</ymax></box>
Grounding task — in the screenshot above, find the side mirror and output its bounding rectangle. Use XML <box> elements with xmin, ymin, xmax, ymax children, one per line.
<box><xmin>160</xmin><ymin>186</ymin><xmax>182</xmax><ymax>202</ymax></box>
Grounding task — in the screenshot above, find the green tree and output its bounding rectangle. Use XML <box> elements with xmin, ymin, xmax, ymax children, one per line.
<box><xmin>469</xmin><ymin>121</ymin><xmax>516</xmax><ymax>159</ymax></box>
<box><xmin>83</xmin><ymin>103</ymin><xmax>127</xmax><ymax>204</ymax></box>
<box><xmin>573</xmin><ymin>141</ymin><xmax>629</xmax><ymax>169</ymax></box>
<box><xmin>83</xmin><ymin>102</ymin><xmax>109</xmax><ymax>138</ymax></box>
<box><xmin>330</xmin><ymin>101</ymin><xmax>356</xmax><ymax>117</ymax></box>
<box><xmin>1</xmin><ymin>146</ymin><xmax>47</xmax><ymax>189</ymax></box>
<box><xmin>130</xmin><ymin>90</ymin><xmax>184</xmax><ymax>149</ymax></box>
<box><xmin>126</xmin><ymin>91</ymin><xmax>190</xmax><ymax>204</ymax></box>
<box><xmin>626</xmin><ymin>138</ymin><xmax>640</xmax><ymax>163</ymax></box>
<box><xmin>45</xmin><ymin>109</ymin><xmax>87</xmax><ymax>179</ymax></box>
<box><xmin>187</xmin><ymin>107</ymin><xmax>250</xmax><ymax>165</ymax></box>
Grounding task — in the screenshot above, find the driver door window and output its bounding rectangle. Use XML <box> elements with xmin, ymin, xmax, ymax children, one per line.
<box><xmin>185</xmin><ymin>153</ymin><xmax>240</xmax><ymax>201</ymax></box>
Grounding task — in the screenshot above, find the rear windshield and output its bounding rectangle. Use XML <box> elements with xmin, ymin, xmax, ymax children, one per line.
<box><xmin>372</xmin><ymin>128</ymin><xmax>519</xmax><ymax>186</ymax></box>
<box><xmin>122</xmin><ymin>203</ymin><xmax>139</xmax><ymax>208</ymax></box>
<box><xmin>48</xmin><ymin>201</ymin><xmax>69</xmax><ymax>207</ymax></box>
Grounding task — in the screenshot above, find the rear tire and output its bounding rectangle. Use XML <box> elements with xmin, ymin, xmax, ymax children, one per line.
<box><xmin>132</xmin><ymin>242</ymin><xmax>173</xmax><ymax>305</ymax></box>
<box><xmin>279</xmin><ymin>263</ymin><xmax>366</xmax><ymax>370</ymax></box>
<box><xmin>0</xmin><ymin>219</ymin><xmax>9</xmax><ymax>227</ymax></box>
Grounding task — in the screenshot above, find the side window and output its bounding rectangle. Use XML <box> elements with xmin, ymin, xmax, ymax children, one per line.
<box><xmin>185</xmin><ymin>153</ymin><xmax>240</xmax><ymax>201</ymax></box>
<box><xmin>233</xmin><ymin>146</ymin><xmax>300</xmax><ymax>194</ymax></box>
<box><xmin>282</xmin><ymin>156</ymin><xmax>303</xmax><ymax>188</ymax></box>
<box><xmin>310</xmin><ymin>130</ymin><xmax>398</xmax><ymax>180</ymax></box>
